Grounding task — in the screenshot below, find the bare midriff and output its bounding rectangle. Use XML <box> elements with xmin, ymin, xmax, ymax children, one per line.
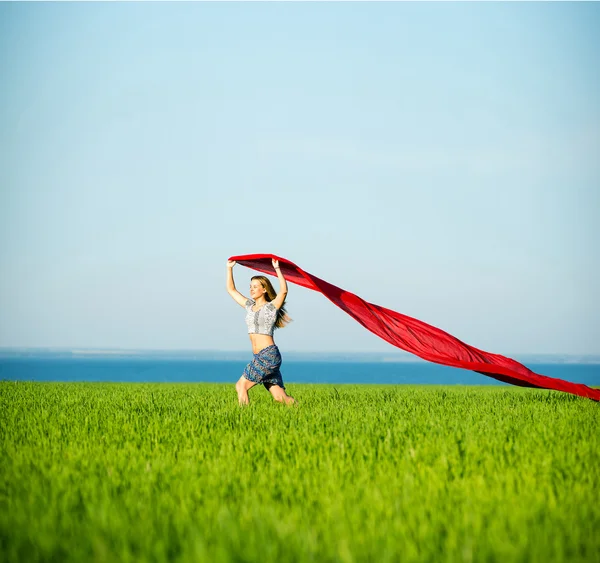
<box><xmin>249</xmin><ymin>333</ymin><xmax>275</xmax><ymax>355</ymax></box>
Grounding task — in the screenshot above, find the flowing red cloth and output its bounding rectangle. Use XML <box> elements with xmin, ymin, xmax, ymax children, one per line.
<box><xmin>229</xmin><ymin>253</ymin><xmax>600</xmax><ymax>402</ymax></box>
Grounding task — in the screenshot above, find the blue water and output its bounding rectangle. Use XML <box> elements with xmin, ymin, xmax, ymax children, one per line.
<box><xmin>1</xmin><ymin>358</ymin><xmax>599</xmax><ymax>387</ymax></box>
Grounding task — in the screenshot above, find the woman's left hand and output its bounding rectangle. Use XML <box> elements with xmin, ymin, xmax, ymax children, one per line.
<box><xmin>272</xmin><ymin>258</ymin><xmax>280</xmax><ymax>270</ymax></box>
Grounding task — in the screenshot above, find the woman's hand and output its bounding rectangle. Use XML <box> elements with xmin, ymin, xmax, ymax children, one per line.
<box><xmin>272</xmin><ymin>259</ymin><xmax>280</xmax><ymax>270</ymax></box>
<box><xmin>227</xmin><ymin>260</ymin><xmax>236</xmax><ymax>268</ymax></box>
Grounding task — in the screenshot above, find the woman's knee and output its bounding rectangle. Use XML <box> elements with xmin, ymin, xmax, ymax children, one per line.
<box><xmin>268</xmin><ymin>386</ymin><xmax>287</xmax><ymax>402</ymax></box>
<box><xmin>273</xmin><ymin>393</ymin><xmax>295</xmax><ymax>405</ymax></box>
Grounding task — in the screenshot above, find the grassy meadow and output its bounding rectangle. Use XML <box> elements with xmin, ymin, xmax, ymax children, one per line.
<box><xmin>1</xmin><ymin>381</ymin><xmax>598</xmax><ymax>562</ymax></box>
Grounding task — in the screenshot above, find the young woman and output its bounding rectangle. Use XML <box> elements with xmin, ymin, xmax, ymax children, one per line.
<box><xmin>226</xmin><ymin>258</ymin><xmax>296</xmax><ymax>405</ymax></box>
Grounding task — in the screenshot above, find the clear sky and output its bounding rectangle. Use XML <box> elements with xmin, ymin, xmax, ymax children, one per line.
<box><xmin>1</xmin><ymin>2</ymin><xmax>598</xmax><ymax>355</ymax></box>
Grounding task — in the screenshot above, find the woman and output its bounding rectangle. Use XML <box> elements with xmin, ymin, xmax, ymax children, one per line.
<box><xmin>226</xmin><ymin>258</ymin><xmax>296</xmax><ymax>405</ymax></box>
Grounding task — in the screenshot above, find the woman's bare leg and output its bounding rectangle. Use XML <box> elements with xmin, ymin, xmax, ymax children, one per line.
<box><xmin>235</xmin><ymin>376</ymin><xmax>257</xmax><ymax>405</ymax></box>
<box><xmin>265</xmin><ymin>383</ymin><xmax>296</xmax><ymax>405</ymax></box>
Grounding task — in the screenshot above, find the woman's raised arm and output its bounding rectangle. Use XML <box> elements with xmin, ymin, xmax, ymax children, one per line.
<box><xmin>270</xmin><ymin>259</ymin><xmax>288</xmax><ymax>310</ymax></box>
<box><xmin>226</xmin><ymin>261</ymin><xmax>248</xmax><ymax>307</ymax></box>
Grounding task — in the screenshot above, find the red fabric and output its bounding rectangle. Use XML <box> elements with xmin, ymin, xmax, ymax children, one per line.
<box><xmin>229</xmin><ymin>253</ymin><xmax>600</xmax><ymax>402</ymax></box>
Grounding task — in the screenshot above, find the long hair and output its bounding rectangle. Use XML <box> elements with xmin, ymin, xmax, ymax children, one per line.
<box><xmin>251</xmin><ymin>275</ymin><xmax>291</xmax><ymax>329</ymax></box>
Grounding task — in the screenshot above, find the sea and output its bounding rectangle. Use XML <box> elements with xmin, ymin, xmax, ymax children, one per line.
<box><xmin>1</xmin><ymin>354</ymin><xmax>599</xmax><ymax>387</ymax></box>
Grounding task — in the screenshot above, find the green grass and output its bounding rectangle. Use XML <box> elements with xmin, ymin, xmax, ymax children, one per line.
<box><xmin>1</xmin><ymin>382</ymin><xmax>598</xmax><ymax>563</ymax></box>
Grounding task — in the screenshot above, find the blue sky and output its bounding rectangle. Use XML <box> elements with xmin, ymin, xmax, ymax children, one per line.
<box><xmin>1</xmin><ymin>2</ymin><xmax>598</xmax><ymax>355</ymax></box>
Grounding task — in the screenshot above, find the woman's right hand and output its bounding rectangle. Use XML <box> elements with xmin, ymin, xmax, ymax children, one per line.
<box><xmin>227</xmin><ymin>260</ymin><xmax>236</xmax><ymax>268</ymax></box>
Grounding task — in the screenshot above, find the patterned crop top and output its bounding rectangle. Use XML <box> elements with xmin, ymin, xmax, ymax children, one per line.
<box><xmin>245</xmin><ymin>299</ymin><xmax>278</xmax><ymax>336</ymax></box>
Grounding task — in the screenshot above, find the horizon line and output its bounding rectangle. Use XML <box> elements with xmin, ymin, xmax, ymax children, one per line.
<box><xmin>0</xmin><ymin>346</ymin><xmax>599</xmax><ymax>358</ymax></box>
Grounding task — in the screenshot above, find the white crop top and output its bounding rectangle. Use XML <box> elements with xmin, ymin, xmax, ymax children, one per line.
<box><xmin>245</xmin><ymin>299</ymin><xmax>278</xmax><ymax>336</ymax></box>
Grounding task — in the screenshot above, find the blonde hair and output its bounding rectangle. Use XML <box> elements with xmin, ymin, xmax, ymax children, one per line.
<box><xmin>251</xmin><ymin>275</ymin><xmax>291</xmax><ymax>329</ymax></box>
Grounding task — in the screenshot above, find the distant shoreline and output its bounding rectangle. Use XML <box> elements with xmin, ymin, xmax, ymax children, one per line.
<box><xmin>1</xmin><ymin>348</ymin><xmax>599</xmax><ymax>364</ymax></box>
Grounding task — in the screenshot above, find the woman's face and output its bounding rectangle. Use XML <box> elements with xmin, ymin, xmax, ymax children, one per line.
<box><xmin>249</xmin><ymin>280</ymin><xmax>266</xmax><ymax>300</ymax></box>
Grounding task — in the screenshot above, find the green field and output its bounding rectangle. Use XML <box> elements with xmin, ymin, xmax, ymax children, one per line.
<box><xmin>1</xmin><ymin>382</ymin><xmax>598</xmax><ymax>562</ymax></box>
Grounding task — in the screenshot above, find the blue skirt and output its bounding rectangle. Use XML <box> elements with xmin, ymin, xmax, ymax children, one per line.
<box><xmin>243</xmin><ymin>345</ymin><xmax>285</xmax><ymax>388</ymax></box>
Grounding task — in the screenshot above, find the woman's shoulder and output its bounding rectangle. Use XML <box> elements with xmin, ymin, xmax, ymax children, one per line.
<box><xmin>245</xmin><ymin>298</ymin><xmax>255</xmax><ymax>308</ymax></box>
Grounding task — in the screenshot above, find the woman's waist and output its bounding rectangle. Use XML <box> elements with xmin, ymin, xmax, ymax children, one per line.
<box><xmin>249</xmin><ymin>332</ymin><xmax>274</xmax><ymax>341</ymax></box>
<box><xmin>249</xmin><ymin>334</ymin><xmax>276</xmax><ymax>354</ymax></box>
